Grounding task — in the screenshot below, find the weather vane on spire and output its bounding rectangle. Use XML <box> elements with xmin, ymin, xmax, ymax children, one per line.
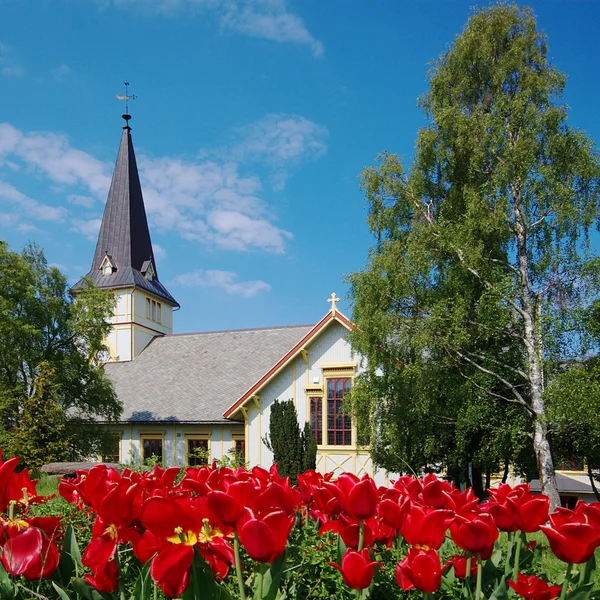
<box><xmin>115</xmin><ymin>81</ymin><xmax>137</xmax><ymax>125</ymax></box>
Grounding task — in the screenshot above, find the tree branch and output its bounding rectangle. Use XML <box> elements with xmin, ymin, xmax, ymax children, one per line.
<box><xmin>461</xmin><ymin>349</ymin><xmax>529</xmax><ymax>380</ymax></box>
<box><xmin>449</xmin><ymin>348</ymin><xmax>534</xmax><ymax>416</ymax></box>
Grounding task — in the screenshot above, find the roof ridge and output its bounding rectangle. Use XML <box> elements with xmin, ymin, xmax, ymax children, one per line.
<box><xmin>166</xmin><ymin>323</ymin><xmax>315</xmax><ymax>337</ymax></box>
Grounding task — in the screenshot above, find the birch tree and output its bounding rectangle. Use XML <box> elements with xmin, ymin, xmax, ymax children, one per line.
<box><xmin>348</xmin><ymin>4</ymin><xmax>600</xmax><ymax>510</ymax></box>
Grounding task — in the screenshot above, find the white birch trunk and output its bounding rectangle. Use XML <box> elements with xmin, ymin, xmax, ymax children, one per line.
<box><xmin>514</xmin><ymin>194</ymin><xmax>561</xmax><ymax>512</ymax></box>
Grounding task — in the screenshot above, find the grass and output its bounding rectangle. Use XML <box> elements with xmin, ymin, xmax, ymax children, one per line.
<box><xmin>34</xmin><ymin>473</ymin><xmax>61</xmax><ymax>497</ymax></box>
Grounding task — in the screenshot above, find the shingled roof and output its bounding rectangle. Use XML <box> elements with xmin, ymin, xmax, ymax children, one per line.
<box><xmin>103</xmin><ymin>324</ymin><xmax>314</xmax><ymax>424</ymax></box>
<box><xmin>74</xmin><ymin>122</ymin><xmax>178</xmax><ymax>306</ymax></box>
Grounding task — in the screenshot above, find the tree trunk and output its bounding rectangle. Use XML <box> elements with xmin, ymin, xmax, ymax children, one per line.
<box><xmin>587</xmin><ymin>462</ymin><xmax>600</xmax><ymax>502</ymax></box>
<box><xmin>471</xmin><ymin>464</ymin><xmax>485</xmax><ymax>501</ymax></box>
<box><xmin>514</xmin><ymin>192</ymin><xmax>561</xmax><ymax>512</ymax></box>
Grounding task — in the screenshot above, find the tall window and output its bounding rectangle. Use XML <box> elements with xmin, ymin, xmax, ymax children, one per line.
<box><xmin>101</xmin><ymin>434</ymin><xmax>120</xmax><ymax>463</ymax></box>
<box><xmin>327</xmin><ymin>378</ymin><xmax>352</xmax><ymax>446</ymax></box>
<box><xmin>235</xmin><ymin>439</ymin><xmax>246</xmax><ymax>460</ymax></box>
<box><xmin>187</xmin><ymin>438</ymin><xmax>209</xmax><ymax>467</ymax></box>
<box><xmin>142</xmin><ymin>437</ymin><xmax>163</xmax><ymax>463</ymax></box>
<box><xmin>309</xmin><ymin>397</ymin><xmax>323</xmax><ymax>445</ymax></box>
<box><xmin>148</xmin><ymin>299</ymin><xmax>162</xmax><ymax>324</ymax></box>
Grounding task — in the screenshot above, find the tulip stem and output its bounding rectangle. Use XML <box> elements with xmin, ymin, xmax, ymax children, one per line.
<box><xmin>465</xmin><ymin>555</ymin><xmax>472</xmax><ymax>596</ymax></box>
<box><xmin>234</xmin><ymin>532</ymin><xmax>247</xmax><ymax>600</ymax></box>
<box><xmin>357</xmin><ymin>520</ymin><xmax>365</xmax><ymax>552</ymax></box>
<box><xmin>504</xmin><ymin>532</ymin><xmax>514</xmax><ymax>576</ymax></box>
<box><xmin>475</xmin><ymin>553</ymin><xmax>482</xmax><ymax>600</ymax></box>
<box><xmin>114</xmin><ymin>551</ymin><xmax>126</xmax><ymax>600</ymax></box>
<box><xmin>511</xmin><ymin>533</ymin><xmax>523</xmax><ymax>586</ymax></box>
<box><xmin>559</xmin><ymin>563</ymin><xmax>573</xmax><ymax>600</ymax></box>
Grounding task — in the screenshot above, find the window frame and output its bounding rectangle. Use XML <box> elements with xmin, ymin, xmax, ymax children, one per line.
<box><xmin>184</xmin><ymin>433</ymin><xmax>211</xmax><ymax>467</ymax></box>
<box><xmin>100</xmin><ymin>432</ymin><xmax>121</xmax><ymax>463</ymax></box>
<box><xmin>140</xmin><ymin>432</ymin><xmax>165</xmax><ymax>465</ymax></box>
<box><xmin>326</xmin><ymin>377</ymin><xmax>352</xmax><ymax>446</ymax></box>
<box><xmin>306</xmin><ymin>367</ymin><xmax>356</xmax><ymax>449</ymax></box>
<box><xmin>231</xmin><ymin>433</ymin><xmax>246</xmax><ymax>462</ymax></box>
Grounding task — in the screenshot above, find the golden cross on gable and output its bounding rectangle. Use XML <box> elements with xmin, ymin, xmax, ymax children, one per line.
<box><xmin>327</xmin><ymin>292</ymin><xmax>340</xmax><ymax>314</ymax></box>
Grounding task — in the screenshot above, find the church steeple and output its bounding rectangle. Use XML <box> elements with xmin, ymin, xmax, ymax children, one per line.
<box><xmin>75</xmin><ymin>115</ymin><xmax>178</xmax><ymax>361</ymax></box>
<box><xmin>77</xmin><ymin>119</ymin><xmax>178</xmax><ymax>307</ymax></box>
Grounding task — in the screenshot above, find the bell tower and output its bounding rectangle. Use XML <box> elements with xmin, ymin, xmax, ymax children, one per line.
<box><xmin>74</xmin><ymin>112</ymin><xmax>179</xmax><ymax>361</ymax></box>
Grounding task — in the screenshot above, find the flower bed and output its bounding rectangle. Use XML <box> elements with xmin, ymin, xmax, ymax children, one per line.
<box><xmin>0</xmin><ymin>451</ymin><xmax>598</xmax><ymax>599</ymax></box>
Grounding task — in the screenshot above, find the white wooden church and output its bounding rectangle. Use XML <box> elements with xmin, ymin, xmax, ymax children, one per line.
<box><xmin>74</xmin><ymin>116</ymin><xmax>387</xmax><ymax>483</ymax></box>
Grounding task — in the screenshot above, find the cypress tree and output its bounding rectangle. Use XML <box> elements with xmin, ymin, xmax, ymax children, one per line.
<box><xmin>266</xmin><ymin>399</ymin><xmax>303</xmax><ymax>483</ymax></box>
<box><xmin>302</xmin><ymin>421</ymin><xmax>317</xmax><ymax>472</ymax></box>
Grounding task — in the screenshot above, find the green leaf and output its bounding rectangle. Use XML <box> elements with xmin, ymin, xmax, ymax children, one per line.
<box><xmin>481</xmin><ymin>555</ymin><xmax>502</xmax><ymax>591</ymax></box>
<box><xmin>130</xmin><ymin>561</ymin><xmax>152</xmax><ymax>600</ymax></box>
<box><xmin>567</xmin><ymin>583</ymin><xmax>596</xmax><ymax>600</ymax></box>
<box><xmin>580</xmin><ymin>554</ymin><xmax>596</xmax><ymax>586</ymax></box>
<box><xmin>0</xmin><ymin>550</ymin><xmax>15</xmax><ymax>598</ymax></box>
<box><xmin>489</xmin><ymin>575</ymin><xmax>509</xmax><ymax>600</ymax></box>
<box><xmin>253</xmin><ymin>553</ymin><xmax>286</xmax><ymax>600</ymax></box>
<box><xmin>59</xmin><ymin>524</ymin><xmax>82</xmax><ymax>585</ymax></box>
<box><xmin>182</xmin><ymin>550</ymin><xmax>234</xmax><ymax>600</ymax></box>
<box><xmin>71</xmin><ymin>577</ymin><xmax>112</xmax><ymax>600</ymax></box>
<box><xmin>53</xmin><ymin>581</ymin><xmax>73</xmax><ymax>600</ymax></box>
<box><xmin>336</xmin><ymin>535</ymin><xmax>347</xmax><ymax>566</ymax></box>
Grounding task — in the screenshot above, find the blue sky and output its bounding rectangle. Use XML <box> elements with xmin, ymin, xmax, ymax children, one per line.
<box><xmin>2</xmin><ymin>1</ymin><xmax>600</xmax><ymax>333</ymax></box>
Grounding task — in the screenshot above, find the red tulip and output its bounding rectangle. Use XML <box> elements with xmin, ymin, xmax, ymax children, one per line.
<box><xmin>396</xmin><ymin>547</ymin><xmax>442</xmax><ymax>593</ymax></box>
<box><xmin>400</xmin><ymin>504</ymin><xmax>454</xmax><ymax>550</ymax></box>
<box><xmin>451</xmin><ymin>512</ymin><xmax>498</xmax><ymax>555</ymax></box>
<box><xmin>444</xmin><ymin>554</ymin><xmax>477</xmax><ymax>579</ymax></box>
<box><xmin>84</xmin><ymin>559</ymin><xmax>118</xmax><ymax>593</ymax></box>
<box><xmin>329</xmin><ymin>549</ymin><xmax>380</xmax><ymax>590</ymax></box>
<box><xmin>486</xmin><ymin>484</ymin><xmax>549</xmax><ymax>533</ymax></box>
<box><xmin>1</xmin><ymin>527</ymin><xmax>59</xmax><ymax>580</ymax></box>
<box><xmin>540</xmin><ymin>520</ymin><xmax>600</xmax><ymax>564</ymax></box>
<box><xmin>508</xmin><ymin>573</ymin><xmax>562</xmax><ymax>600</ymax></box>
<box><xmin>326</xmin><ymin>474</ymin><xmax>379</xmax><ymax>520</ymax></box>
<box><xmin>150</xmin><ymin>543</ymin><xmax>193</xmax><ymax>598</ymax></box>
<box><xmin>421</xmin><ymin>473</ymin><xmax>454</xmax><ymax>509</ymax></box>
<box><xmin>377</xmin><ymin>496</ymin><xmax>409</xmax><ymax>530</ymax></box>
<box><xmin>237</xmin><ymin>508</ymin><xmax>294</xmax><ymax>563</ymax></box>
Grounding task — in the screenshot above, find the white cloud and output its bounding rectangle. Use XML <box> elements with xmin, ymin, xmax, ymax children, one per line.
<box><xmin>171</xmin><ymin>269</ymin><xmax>271</xmax><ymax>298</ymax></box>
<box><xmin>67</xmin><ymin>194</ymin><xmax>95</xmax><ymax>207</ymax></box>
<box><xmin>0</xmin><ymin>43</ymin><xmax>24</xmax><ymax>78</ymax></box>
<box><xmin>0</xmin><ymin>123</ymin><xmax>111</xmax><ymax>196</ymax></box>
<box><xmin>231</xmin><ymin>114</ymin><xmax>328</xmax><ymax>190</ymax></box>
<box><xmin>0</xmin><ymin>181</ymin><xmax>67</xmax><ymax>221</ymax></box>
<box><xmin>207</xmin><ymin>209</ymin><xmax>292</xmax><ymax>253</ymax></box>
<box><xmin>87</xmin><ymin>0</ymin><xmax>322</xmax><ymax>56</ymax></box>
<box><xmin>70</xmin><ymin>218</ymin><xmax>102</xmax><ymax>241</ymax></box>
<box><xmin>50</xmin><ymin>63</ymin><xmax>71</xmax><ymax>82</ymax></box>
<box><xmin>0</xmin><ymin>122</ymin><xmax>295</xmax><ymax>253</ymax></box>
<box><xmin>152</xmin><ymin>243</ymin><xmax>166</xmax><ymax>261</ymax></box>
<box><xmin>220</xmin><ymin>0</ymin><xmax>323</xmax><ymax>58</ymax></box>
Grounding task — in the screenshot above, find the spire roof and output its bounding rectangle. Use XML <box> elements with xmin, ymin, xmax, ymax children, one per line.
<box><xmin>74</xmin><ymin>123</ymin><xmax>178</xmax><ymax>307</ymax></box>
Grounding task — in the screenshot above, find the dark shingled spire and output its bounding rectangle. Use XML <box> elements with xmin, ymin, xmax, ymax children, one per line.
<box><xmin>74</xmin><ymin>122</ymin><xmax>179</xmax><ymax>307</ymax></box>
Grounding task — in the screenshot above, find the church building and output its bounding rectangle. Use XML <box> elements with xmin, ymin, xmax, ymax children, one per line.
<box><xmin>75</xmin><ymin>115</ymin><xmax>387</xmax><ymax>484</ymax></box>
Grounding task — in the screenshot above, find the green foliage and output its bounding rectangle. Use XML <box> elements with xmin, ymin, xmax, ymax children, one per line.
<box><xmin>264</xmin><ymin>400</ymin><xmax>319</xmax><ymax>483</ymax></box>
<box><xmin>0</xmin><ymin>241</ymin><xmax>122</xmax><ymax>469</ymax></box>
<box><xmin>264</xmin><ymin>400</ymin><xmax>303</xmax><ymax>483</ymax></box>
<box><xmin>347</xmin><ymin>4</ymin><xmax>600</xmax><ymax>496</ymax></box>
<box><xmin>302</xmin><ymin>421</ymin><xmax>317</xmax><ymax>472</ymax></box>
